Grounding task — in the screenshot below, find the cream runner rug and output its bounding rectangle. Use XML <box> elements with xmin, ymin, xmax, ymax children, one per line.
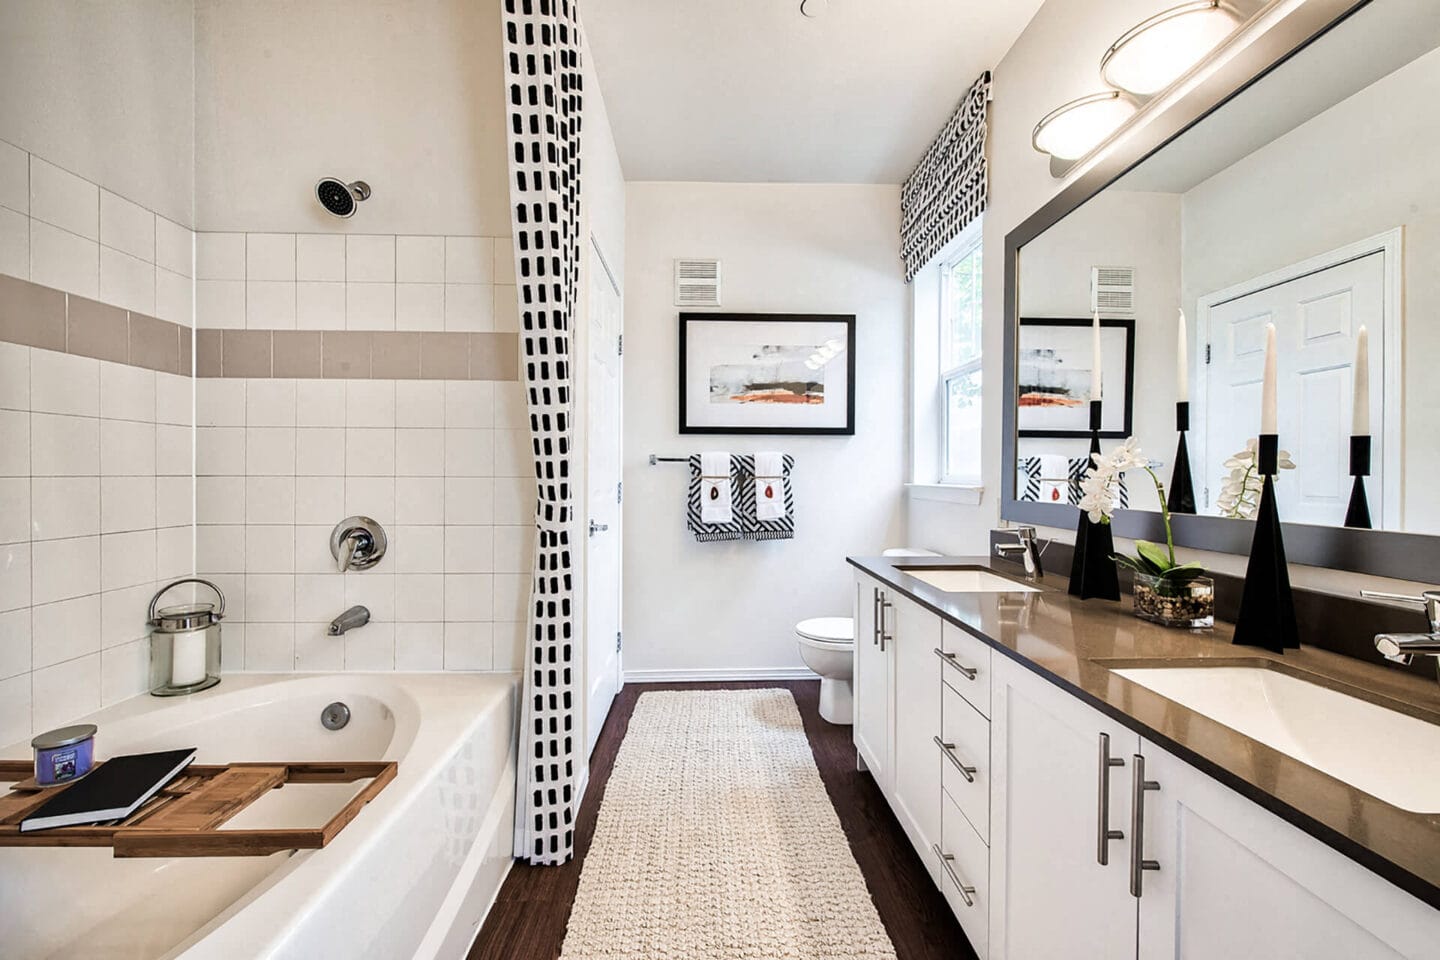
<box><xmin>560</xmin><ymin>689</ymin><xmax>897</xmax><ymax>960</ymax></box>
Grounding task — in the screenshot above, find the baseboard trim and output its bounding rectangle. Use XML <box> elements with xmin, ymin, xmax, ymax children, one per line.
<box><xmin>622</xmin><ymin>667</ymin><xmax>816</xmax><ymax>683</ymax></box>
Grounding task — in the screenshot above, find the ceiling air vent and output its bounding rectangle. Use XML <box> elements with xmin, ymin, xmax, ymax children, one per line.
<box><xmin>675</xmin><ymin>258</ymin><xmax>721</xmax><ymax>308</ymax></box>
<box><xmin>1091</xmin><ymin>265</ymin><xmax>1135</xmax><ymax>316</ymax></box>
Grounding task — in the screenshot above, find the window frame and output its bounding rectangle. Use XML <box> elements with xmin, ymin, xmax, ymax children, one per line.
<box><xmin>937</xmin><ymin>231</ymin><xmax>984</xmax><ymax>486</ymax></box>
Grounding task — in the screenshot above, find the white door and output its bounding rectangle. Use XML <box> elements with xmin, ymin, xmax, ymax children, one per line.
<box><xmin>584</xmin><ymin>239</ymin><xmax>623</xmax><ymax>759</ymax></box>
<box><xmin>853</xmin><ymin>576</ymin><xmax>891</xmax><ymax>789</ymax></box>
<box><xmin>990</xmin><ymin>655</ymin><xmax>1139</xmax><ymax>960</ymax></box>
<box><xmin>1203</xmin><ymin>251</ymin><xmax>1385</xmax><ymax>526</ymax></box>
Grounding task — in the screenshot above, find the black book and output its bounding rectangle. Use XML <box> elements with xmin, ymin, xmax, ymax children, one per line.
<box><xmin>20</xmin><ymin>748</ymin><xmax>197</xmax><ymax>832</ymax></box>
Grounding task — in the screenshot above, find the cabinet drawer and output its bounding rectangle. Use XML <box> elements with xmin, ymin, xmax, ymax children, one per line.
<box><xmin>938</xmin><ymin>790</ymin><xmax>989</xmax><ymax>958</ymax></box>
<box><xmin>939</xmin><ymin>621</ymin><xmax>991</xmax><ymax>717</ymax></box>
<box><xmin>940</xmin><ymin>680</ymin><xmax>989</xmax><ymax>842</ymax></box>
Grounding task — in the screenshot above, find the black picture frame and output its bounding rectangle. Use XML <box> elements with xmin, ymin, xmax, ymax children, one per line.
<box><xmin>1016</xmin><ymin>317</ymin><xmax>1135</xmax><ymax>439</ymax></box>
<box><xmin>678</xmin><ymin>312</ymin><xmax>857</xmax><ymax>436</ymax></box>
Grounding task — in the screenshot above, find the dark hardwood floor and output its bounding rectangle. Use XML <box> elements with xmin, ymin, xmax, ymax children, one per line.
<box><xmin>467</xmin><ymin>680</ymin><xmax>974</xmax><ymax>960</ymax></box>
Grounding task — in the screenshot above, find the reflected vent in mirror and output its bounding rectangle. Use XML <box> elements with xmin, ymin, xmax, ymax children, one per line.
<box><xmin>675</xmin><ymin>258</ymin><xmax>721</xmax><ymax>307</ymax></box>
<box><xmin>1091</xmin><ymin>265</ymin><xmax>1135</xmax><ymax>316</ymax></box>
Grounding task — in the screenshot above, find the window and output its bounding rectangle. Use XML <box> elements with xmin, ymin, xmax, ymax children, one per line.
<box><xmin>939</xmin><ymin>236</ymin><xmax>983</xmax><ymax>484</ymax></box>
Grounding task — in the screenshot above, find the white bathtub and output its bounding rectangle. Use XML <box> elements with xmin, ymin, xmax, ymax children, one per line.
<box><xmin>0</xmin><ymin>672</ymin><xmax>517</xmax><ymax>960</ymax></box>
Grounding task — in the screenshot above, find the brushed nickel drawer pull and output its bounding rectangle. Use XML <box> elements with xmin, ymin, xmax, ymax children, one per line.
<box><xmin>932</xmin><ymin>843</ymin><xmax>976</xmax><ymax>906</ymax></box>
<box><xmin>934</xmin><ymin>736</ymin><xmax>977</xmax><ymax>782</ymax></box>
<box><xmin>933</xmin><ymin>647</ymin><xmax>978</xmax><ymax>680</ymax></box>
<box><xmin>1129</xmin><ymin>753</ymin><xmax>1161</xmax><ymax>897</ymax></box>
<box><xmin>878</xmin><ymin>596</ymin><xmax>892</xmax><ymax>652</ymax></box>
<box><xmin>1096</xmin><ymin>732</ymin><xmax>1125</xmax><ymax>866</ymax></box>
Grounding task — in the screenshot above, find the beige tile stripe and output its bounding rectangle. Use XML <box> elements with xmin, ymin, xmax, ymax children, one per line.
<box><xmin>0</xmin><ymin>273</ymin><xmax>192</xmax><ymax>376</ymax></box>
<box><xmin>194</xmin><ymin>329</ymin><xmax>520</xmax><ymax>381</ymax></box>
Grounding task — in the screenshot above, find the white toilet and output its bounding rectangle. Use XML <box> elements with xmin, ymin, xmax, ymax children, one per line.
<box><xmin>796</xmin><ymin>617</ymin><xmax>856</xmax><ymax>724</ymax></box>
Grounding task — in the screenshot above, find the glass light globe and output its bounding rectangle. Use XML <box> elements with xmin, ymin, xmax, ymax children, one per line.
<box><xmin>1032</xmin><ymin>93</ymin><xmax>1139</xmax><ymax>161</ymax></box>
<box><xmin>1103</xmin><ymin>2</ymin><xmax>1244</xmax><ymax>96</ymax></box>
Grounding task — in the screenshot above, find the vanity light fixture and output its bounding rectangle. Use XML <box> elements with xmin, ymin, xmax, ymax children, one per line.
<box><xmin>1101</xmin><ymin>1</ymin><xmax>1244</xmax><ymax>97</ymax></box>
<box><xmin>1031</xmin><ymin>91</ymin><xmax>1139</xmax><ymax>162</ymax></box>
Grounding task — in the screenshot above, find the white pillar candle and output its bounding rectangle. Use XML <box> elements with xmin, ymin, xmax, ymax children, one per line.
<box><xmin>1091</xmin><ymin>310</ymin><xmax>1103</xmax><ymax>401</ymax></box>
<box><xmin>1353</xmin><ymin>325</ymin><xmax>1369</xmax><ymax>436</ymax></box>
<box><xmin>1177</xmin><ymin>308</ymin><xmax>1188</xmax><ymax>403</ymax></box>
<box><xmin>171</xmin><ymin>632</ymin><xmax>207</xmax><ymax>686</ymax></box>
<box><xmin>1261</xmin><ymin>322</ymin><xmax>1278</xmax><ymax>435</ymax></box>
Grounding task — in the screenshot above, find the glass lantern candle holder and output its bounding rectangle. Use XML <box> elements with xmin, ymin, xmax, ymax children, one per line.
<box><xmin>1132</xmin><ymin>573</ymin><xmax>1215</xmax><ymax>629</ymax></box>
<box><xmin>148</xmin><ymin>578</ymin><xmax>225</xmax><ymax>696</ymax></box>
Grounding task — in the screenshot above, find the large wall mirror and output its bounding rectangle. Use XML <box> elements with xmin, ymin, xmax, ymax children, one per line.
<box><xmin>1002</xmin><ymin>0</ymin><xmax>1440</xmax><ymax>580</ymax></box>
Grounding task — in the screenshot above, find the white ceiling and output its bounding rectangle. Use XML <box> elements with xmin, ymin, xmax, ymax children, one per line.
<box><xmin>583</xmin><ymin>0</ymin><xmax>1045</xmax><ymax>184</ymax></box>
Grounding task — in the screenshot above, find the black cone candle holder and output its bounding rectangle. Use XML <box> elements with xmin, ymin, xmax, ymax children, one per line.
<box><xmin>1167</xmin><ymin>401</ymin><xmax>1196</xmax><ymax>515</ymax></box>
<box><xmin>1345</xmin><ymin>435</ymin><xmax>1372</xmax><ymax>529</ymax></box>
<box><xmin>1232</xmin><ymin>434</ymin><xmax>1298</xmax><ymax>653</ymax></box>
<box><xmin>1069</xmin><ymin>399</ymin><xmax>1120</xmax><ymax>602</ymax></box>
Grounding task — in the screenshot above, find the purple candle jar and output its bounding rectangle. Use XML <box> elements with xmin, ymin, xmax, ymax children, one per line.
<box><xmin>31</xmin><ymin>724</ymin><xmax>97</xmax><ymax>786</ymax></box>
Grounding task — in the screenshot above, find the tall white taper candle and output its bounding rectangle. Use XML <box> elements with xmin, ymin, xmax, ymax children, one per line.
<box><xmin>1261</xmin><ymin>322</ymin><xmax>1277</xmax><ymax>435</ymax></box>
<box><xmin>1091</xmin><ymin>310</ymin><xmax>1102</xmax><ymax>401</ymax></box>
<box><xmin>1177</xmin><ymin>308</ymin><xmax>1188</xmax><ymax>403</ymax></box>
<box><xmin>1353</xmin><ymin>325</ymin><xmax>1369</xmax><ymax>436</ymax></box>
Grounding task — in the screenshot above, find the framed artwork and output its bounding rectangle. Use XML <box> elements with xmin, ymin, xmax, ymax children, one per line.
<box><xmin>678</xmin><ymin>313</ymin><xmax>856</xmax><ymax>435</ymax></box>
<box><xmin>1016</xmin><ymin>317</ymin><xmax>1135</xmax><ymax>438</ymax></box>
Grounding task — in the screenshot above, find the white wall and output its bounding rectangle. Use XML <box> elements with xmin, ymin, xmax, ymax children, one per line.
<box><xmin>0</xmin><ymin>0</ymin><xmax>195</xmax><ymax>227</ymax></box>
<box><xmin>622</xmin><ymin>182</ymin><xmax>907</xmax><ymax>678</ymax></box>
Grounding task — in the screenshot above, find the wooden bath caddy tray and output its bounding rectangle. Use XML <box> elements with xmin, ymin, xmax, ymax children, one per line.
<box><xmin>0</xmin><ymin>759</ymin><xmax>396</xmax><ymax>858</ymax></box>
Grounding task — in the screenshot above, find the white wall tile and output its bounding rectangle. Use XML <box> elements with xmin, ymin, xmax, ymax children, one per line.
<box><xmin>245</xmin><ymin>476</ymin><xmax>295</xmax><ymax>524</ymax></box>
<box><xmin>0</xmin><ymin>608</ymin><xmax>31</xmax><ymax>679</ymax></box>
<box><xmin>197</xmin><ymin>379</ymin><xmax>245</xmax><ymax>427</ymax></box>
<box><xmin>156</xmin><ymin>476</ymin><xmax>193</xmax><ymax>528</ymax></box>
<box><xmin>395</xmin><ymin>573</ymin><xmax>443</xmax><ymax>620</ymax></box>
<box><xmin>346</xmin><ymin>381</ymin><xmax>394</xmax><ymax>427</ymax></box>
<box><xmin>0</xmin><ymin>542</ymin><xmax>31</xmax><ymax>612</ymax></box>
<box><xmin>444</xmin><ymin>381</ymin><xmax>494</xmax><ymax>428</ymax></box>
<box><xmin>0</xmin><ymin>479</ymin><xmax>28</xmax><ymax>544</ymax></box>
<box><xmin>31</xmin><ymin>477</ymin><xmax>100</xmax><ymax>541</ymax></box>
<box><xmin>296</xmin><ymin>380</ymin><xmax>345</xmax><ymax>427</ymax></box>
<box><xmin>494</xmin><ymin>382</ymin><xmax>527</xmax><ymax>428</ymax></box>
<box><xmin>100</xmin><ymin>420</ymin><xmax>156</xmax><ymax>477</ymax></box>
<box><xmin>156</xmin><ymin>423</ymin><xmax>193</xmax><ymax>476</ymax></box>
<box><xmin>295</xmin><ymin>525</ymin><xmax>337</xmax><ymax>574</ymax></box>
<box><xmin>219</xmin><ymin>622</ymin><xmax>246</xmax><ymax>671</ymax></box>
<box><xmin>493</xmin><ymin>478</ymin><xmax>532</xmax><ymax>525</ymax></box>
<box><xmin>444</xmin><ymin>428</ymin><xmax>494</xmax><ymax>477</ymax></box>
<box><xmin>396</xmin><ymin>381</ymin><xmax>444</xmax><ymax>428</ymax></box>
<box><xmin>101</xmin><ymin>638</ymin><xmax>150</xmax><ymax>705</ymax></box>
<box><xmin>394</xmin><ymin>525</ymin><xmax>444</xmax><ymax>573</ymax></box>
<box><xmin>345</xmin><ymin>572</ymin><xmax>395</xmax><ymax>621</ymax></box>
<box><xmin>30</xmin><ymin>221</ymin><xmax>98</xmax><ymax>298</ymax></box>
<box><xmin>31</xmin><ymin>594</ymin><xmax>101</xmax><ymax>668</ymax></box>
<box><xmin>244</xmin><ymin>622</ymin><xmax>295</xmax><ymax>670</ymax></box>
<box><xmin>100</xmin><ymin>246</ymin><xmax>155</xmax><ymax>314</ymax></box>
<box><xmin>246</xmin><ymin>280</ymin><xmax>296</xmax><ymax>329</ymax></box>
<box><xmin>246</xmin><ymin>576</ymin><xmax>295</xmax><ymax>622</ymax></box>
<box><xmin>100</xmin><ymin>362</ymin><xmax>157</xmax><ymax>423</ymax></box>
<box><xmin>197</xmin><ymin>476</ymin><xmax>245</xmax><ymax>525</ymax></box>
<box><xmin>100</xmin><ymin>476</ymin><xmax>156</xmax><ymax>534</ymax></box>
<box><xmin>345</xmin><ymin>235</ymin><xmax>394</xmax><ymax>282</ymax></box>
<box><xmin>345</xmin><ymin>428</ymin><xmax>395</xmax><ymax>476</ymax></box>
<box><xmin>494</xmin><ymin>428</ymin><xmax>531</xmax><ymax>477</ymax></box>
<box><xmin>295</xmin><ymin>476</ymin><xmax>344</xmax><ymax>523</ymax></box>
<box><xmin>245</xmin><ymin>379</ymin><xmax>296</xmax><ymax>427</ymax></box>
<box><xmin>245</xmin><ymin>233</ymin><xmax>295</xmax><ymax>281</ymax></box>
<box><xmin>31</xmin><ymin>414</ymin><xmax>99</xmax><ymax>477</ymax></box>
<box><xmin>99</xmin><ymin>191</ymin><xmax>155</xmax><ymax>261</ymax></box>
<box><xmin>31</xmin><ymin>350</ymin><xmax>99</xmax><ymax>417</ymax></box>
<box><xmin>196</xmin><ymin>426</ymin><xmax>245</xmax><ymax>475</ymax></box>
<box><xmin>0</xmin><ymin>672</ymin><xmax>32</xmax><ymax>744</ymax></box>
<box><xmin>492</xmin><ymin>285</ymin><xmax>519</xmax><ymax>332</ymax></box>
<box><xmin>30</xmin><ymin>158</ymin><xmax>98</xmax><ymax>239</ymax></box>
<box><xmin>197</xmin><ymin>524</ymin><xmax>244</xmax><ymax>573</ymax></box>
<box><xmin>396</xmin><ymin>477</ymin><xmax>444</xmax><ymax>525</ymax></box>
<box><xmin>31</xmin><ymin>653</ymin><xmax>101</xmax><ymax>732</ymax></box>
<box><xmin>296</xmin><ymin>622</ymin><xmax>344</xmax><ymax>671</ymax></box>
<box><xmin>100</xmin><ymin>582</ymin><xmax>155</xmax><ymax>649</ymax></box>
<box><xmin>396</xmin><ymin>236</ymin><xmax>444</xmax><ymax>283</ymax></box>
<box><xmin>395</xmin><ymin>622</ymin><xmax>443</xmax><ymax>670</ymax></box>
<box><xmin>443</xmin><ymin>621</ymin><xmax>492</xmax><ymax>671</ymax></box>
<box><xmin>442</xmin><ymin>573</ymin><xmax>493</xmax><ymax>621</ymax></box>
<box><xmin>245</xmin><ymin>524</ymin><xmax>294</xmax><ymax>573</ymax></box>
<box><xmin>0</xmin><ymin>410</ymin><xmax>29</xmax><ymax>476</ymax></box>
<box><xmin>443</xmin><ymin>524</ymin><xmax>493</xmax><ymax>573</ymax></box>
<box><xmin>395</xmin><ymin>283</ymin><xmax>444</xmax><ymax>330</ymax></box>
<box><xmin>0</xmin><ymin>140</ymin><xmax>27</xmax><ymax>213</ymax></box>
<box><xmin>155</xmin><ymin>217</ymin><xmax>193</xmax><ymax>276</ymax></box>
<box><xmin>295</xmin><ymin>428</ymin><xmax>345</xmax><ymax>477</ymax></box>
<box><xmin>156</xmin><ymin>374</ymin><xmax>193</xmax><ymax>426</ymax></box>
<box><xmin>492</xmin><ymin>620</ymin><xmax>525</xmax><ymax>671</ymax></box>
<box><xmin>445</xmin><ymin>237</ymin><xmax>493</xmax><ymax>283</ymax></box>
<box><xmin>345</xmin><ymin>621</ymin><xmax>395</xmax><ymax>670</ymax></box>
<box><xmin>296</xmin><ymin>234</ymin><xmax>345</xmax><ymax>281</ymax></box>
<box><xmin>346</xmin><ymin>282</ymin><xmax>395</xmax><ymax>330</ymax></box>
<box><xmin>345</xmin><ymin>476</ymin><xmax>395</xmax><ymax>525</ymax></box>
<box><xmin>0</xmin><ymin>206</ymin><xmax>28</xmax><ymax>280</ymax></box>
<box><xmin>396</xmin><ymin>429</ymin><xmax>443</xmax><ymax>477</ymax></box>
<box><xmin>296</xmin><ymin>281</ymin><xmax>346</xmax><ymax>329</ymax></box>
<box><xmin>197</xmin><ymin>232</ymin><xmax>245</xmax><ymax>280</ymax></box>
<box><xmin>245</xmin><ymin>427</ymin><xmax>296</xmax><ymax>475</ymax></box>
<box><xmin>31</xmin><ymin>536</ymin><xmax>100</xmax><ymax>604</ymax></box>
<box><xmin>444</xmin><ymin>477</ymin><xmax>493</xmax><ymax>525</ymax></box>
<box><xmin>0</xmin><ymin>343</ymin><xmax>28</xmax><ymax>410</ymax></box>
<box><xmin>196</xmin><ymin>279</ymin><xmax>245</xmax><ymax>328</ymax></box>
<box><xmin>156</xmin><ymin>525</ymin><xmax>192</xmax><ymax>580</ymax></box>
<box><xmin>493</xmin><ymin>242</ymin><xmax>516</xmax><ymax>285</ymax></box>
<box><xmin>444</xmin><ymin>283</ymin><xmax>492</xmax><ymax>332</ymax></box>
<box><xmin>493</xmin><ymin>525</ymin><xmax>534</xmax><ymax>574</ymax></box>
<box><xmin>154</xmin><ymin>267</ymin><xmax>193</xmax><ymax>326</ymax></box>
<box><xmin>295</xmin><ymin>573</ymin><xmax>343</xmax><ymax>622</ymax></box>
<box><xmin>100</xmin><ymin>529</ymin><xmax>155</xmax><ymax>591</ymax></box>
<box><xmin>493</xmin><ymin>574</ymin><xmax>530</xmax><ymax>623</ymax></box>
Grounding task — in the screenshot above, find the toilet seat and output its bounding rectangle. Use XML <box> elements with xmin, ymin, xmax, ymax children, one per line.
<box><xmin>796</xmin><ymin>617</ymin><xmax>854</xmax><ymax>646</ymax></box>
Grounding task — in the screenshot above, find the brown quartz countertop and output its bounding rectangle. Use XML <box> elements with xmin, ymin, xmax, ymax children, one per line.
<box><xmin>848</xmin><ymin>554</ymin><xmax>1440</xmax><ymax>910</ymax></box>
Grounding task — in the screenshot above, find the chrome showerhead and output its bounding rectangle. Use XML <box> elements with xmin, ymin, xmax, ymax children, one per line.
<box><xmin>315</xmin><ymin>178</ymin><xmax>371</xmax><ymax>218</ymax></box>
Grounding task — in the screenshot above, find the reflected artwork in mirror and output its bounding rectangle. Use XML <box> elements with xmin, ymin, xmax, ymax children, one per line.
<box><xmin>1002</xmin><ymin>0</ymin><xmax>1440</xmax><ymax>579</ymax></box>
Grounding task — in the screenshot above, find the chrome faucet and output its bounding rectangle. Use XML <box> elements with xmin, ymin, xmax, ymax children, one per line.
<box><xmin>995</xmin><ymin>526</ymin><xmax>1045</xmax><ymax>581</ymax></box>
<box><xmin>328</xmin><ymin>605</ymin><xmax>371</xmax><ymax>637</ymax></box>
<box><xmin>1359</xmin><ymin>589</ymin><xmax>1440</xmax><ymax>680</ymax></box>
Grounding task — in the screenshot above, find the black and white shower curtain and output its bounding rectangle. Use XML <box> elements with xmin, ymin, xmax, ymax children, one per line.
<box><xmin>900</xmin><ymin>71</ymin><xmax>991</xmax><ymax>282</ymax></box>
<box><xmin>501</xmin><ymin>0</ymin><xmax>583</xmax><ymax>866</ymax></box>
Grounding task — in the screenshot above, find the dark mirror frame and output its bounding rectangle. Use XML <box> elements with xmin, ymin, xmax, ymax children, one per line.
<box><xmin>1000</xmin><ymin>0</ymin><xmax>1440</xmax><ymax>582</ymax></box>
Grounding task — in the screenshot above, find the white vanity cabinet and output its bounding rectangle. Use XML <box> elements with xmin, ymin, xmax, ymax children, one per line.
<box><xmin>891</xmin><ymin>595</ymin><xmax>944</xmax><ymax>886</ymax></box>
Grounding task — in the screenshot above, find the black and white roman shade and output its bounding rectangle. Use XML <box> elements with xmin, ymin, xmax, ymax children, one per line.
<box><xmin>900</xmin><ymin>71</ymin><xmax>992</xmax><ymax>282</ymax></box>
<box><xmin>501</xmin><ymin>0</ymin><xmax>583</xmax><ymax>866</ymax></box>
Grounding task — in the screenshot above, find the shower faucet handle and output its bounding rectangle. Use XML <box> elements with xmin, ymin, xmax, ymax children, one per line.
<box><xmin>330</xmin><ymin>516</ymin><xmax>387</xmax><ymax>572</ymax></box>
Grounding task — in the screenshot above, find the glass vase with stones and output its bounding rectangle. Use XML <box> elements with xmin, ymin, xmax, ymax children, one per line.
<box><xmin>1132</xmin><ymin>572</ymin><xmax>1215</xmax><ymax>629</ymax></box>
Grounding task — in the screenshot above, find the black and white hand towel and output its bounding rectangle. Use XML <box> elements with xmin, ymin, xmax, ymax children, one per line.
<box><xmin>688</xmin><ymin>454</ymin><xmax>743</xmax><ymax>542</ymax></box>
<box><xmin>739</xmin><ymin>453</ymin><xmax>795</xmax><ymax>541</ymax></box>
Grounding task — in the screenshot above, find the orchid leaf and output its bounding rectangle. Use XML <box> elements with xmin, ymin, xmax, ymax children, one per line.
<box><xmin>1135</xmin><ymin>540</ymin><xmax>1173</xmax><ymax>573</ymax></box>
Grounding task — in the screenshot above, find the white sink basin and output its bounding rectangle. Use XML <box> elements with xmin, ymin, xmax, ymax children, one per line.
<box><xmin>897</xmin><ymin>568</ymin><xmax>1039</xmax><ymax>594</ymax></box>
<box><xmin>1114</xmin><ymin>666</ymin><xmax>1440</xmax><ymax>812</ymax></box>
